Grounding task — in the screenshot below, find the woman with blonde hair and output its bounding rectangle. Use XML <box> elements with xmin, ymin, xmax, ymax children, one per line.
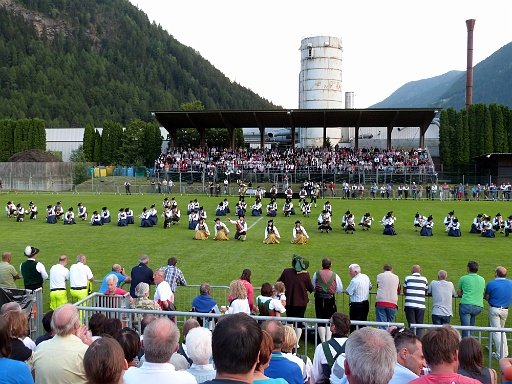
<box><xmin>227</xmin><ymin>280</ymin><xmax>250</xmax><ymax>314</ymax></box>
<box><xmin>253</xmin><ymin>330</ymin><xmax>288</xmax><ymax>383</ymax></box>
<box><xmin>2</xmin><ymin>309</ymin><xmax>32</xmax><ymax>364</ymax></box>
<box><xmin>282</xmin><ymin>325</ymin><xmax>313</xmax><ymax>384</ymax></box>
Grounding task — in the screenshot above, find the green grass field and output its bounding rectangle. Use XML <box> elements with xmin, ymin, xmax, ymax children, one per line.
<box><xmin>3</xmin><ymin>190</ymin><xmax>511</xmax><ymax>328</ymax></box>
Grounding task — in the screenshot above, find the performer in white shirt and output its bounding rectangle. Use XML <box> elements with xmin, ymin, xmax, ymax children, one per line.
<box><xmin>263</xmin><ymin>219</ymin><xmax>280</xmax><ymax>244</ymax></box>
<box><xmin>228</xmin><ymin>214</ymin><xmax>248</xmax><ymax>241</ymax></box>
<box><xmin>63</xmin><ymin>207</ymin><xmax>76</xmax><ymax>225</ymax></box>
<box><xmin>213</xmin><ymin>217</ymin><xmax>230</xmax><ymax>240</ymax></box>
<box><xmin>77</xmin><ymin>202</ymin><xmax>87</xmax><ymax>221</ymax></box>
<box><xmin>292</xmin><ymin>220</ymin><xmax>309</xmax><ymax>244</ymax></box>
<box><xmin>193</xmin><ymin>218</ymin><xmax>210</xmax><ymax>240</ymax></box>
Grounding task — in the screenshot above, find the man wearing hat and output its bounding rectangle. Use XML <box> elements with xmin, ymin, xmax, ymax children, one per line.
<box><xmin>277</xmin><ymin>254</ymin><xmax>314</xmax><ymax>343</ymax></box>
<box><xmin>20</xmin><ymin>246</ymin><xmax>48</xmax><ymax>291</ymax></box>
<box><xmin>493</xmin><ymin>213</ymin><xmax>504</xmax><ymax>234</ymax></box>
<box><xmin>470</xmin><ymin>213</ymin><xmax>483</xmax><ymax>234</ymax></box>
<box><xmin>359</xmin><ymin>212</ymin><xmax>373</xmax><ymax>231</ymax></box>
<box><xmin>15</xmin><ymin>203</ymin><xmax>25</xmax><ymax>222</ymax></box>
<box><xmin>228</xmin><ymin>214</ymin><xmax>248</xmax><ymax>241</ymax></box>
<box><xmin>90</xmin><ymin>211</ymin><xmax>102</xmax><ymax>225</ymax></box>
<box><xmin>54</xmin><ymin>201</ymin><xmax>64</xmax><ymax>220</ymax></box>
<box><xmin>46</xmin><ymin>204</ymin><xmax>57</xmax><ymax>224</ymax></box>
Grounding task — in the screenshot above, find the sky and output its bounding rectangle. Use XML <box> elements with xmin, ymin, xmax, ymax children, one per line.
<box><xmin>129</xmin><ymin>0</ymin><xmax>511</xmax><ymax>109</ymax></box>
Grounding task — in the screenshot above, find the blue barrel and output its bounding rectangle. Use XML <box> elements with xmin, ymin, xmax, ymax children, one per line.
<box><xmin>121</xmin><ymin>166</ymin><xmax>127</xmax><ymax>176</ymax></box>
<box><xmin>149</xmin><ymin>168</ymin><xmax>154</xmax><ymax>177</ymax></box>
<box><xmin>127</xmin><ymin>167</ymin><xmax>134</xmax><ymax>177</ymax></box>
<box><xmin>113</xmin><ymin>167</ymin><xmax>120</xmax><ymax>176</ymax></box>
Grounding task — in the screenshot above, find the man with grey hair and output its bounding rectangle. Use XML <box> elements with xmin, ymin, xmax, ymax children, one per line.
<box><xmin>69</xmin><ymin>254</ymin><xmax>94</xmax><ymax>301</ymax></box>
<box><xmin>33</xmin><ymin>304</ymin><xmax>92</xmax><ymax>384</ymax></box>
<box><xmin>124</xmin><ymin>317</ymin><xmax>195</xmax><ymax>383</ymax></box>
<box><xmin>191</xmin><ymin>283</ymin><xmax>220</xmax><ymax>322</ymax></box>
<box><xmin>344</xmin><ymin>327</ymin><xmax>396</xmax><ymax>384</ymax></box>
<box><xmin>130</xmin><ymin>254</ymin><xmax>154</xmax><ymax>298</ymax></box>
<box><xmin>186</xmin><ymin>327</ymin><xmax>216</xmax><ymax>382</ymax></box>
<box><xmin>427</xmin><ymin>270</ymin><xmax>456</xmax><ymax>325</ymax></box>
<box><xmin>99</xmin><ymin>263</ymin><xmax>132</xmax><ymax>293</ymax></box>
<box><xmin>345</xmin><ymin>264</ymin><xmax>372</xmax><ymax>333</ymax></box>
<box><xmin>0</xmin><ymin>251</ymin><xmax>20</xmax><ymax>288</ymax></box>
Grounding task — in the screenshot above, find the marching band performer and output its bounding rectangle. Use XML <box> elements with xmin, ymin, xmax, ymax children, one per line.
<box><xmin>28</xmin><ymin>201</ymin><xmax>38</xmax><ymax>220</ymax></box>
<box><xmin>46</xmin><ymin>205</ymin><xmax>57</xmax><ymax>224</ymax></box>
<box><xmin>318</xmin><ymin>210</ymin><xmax>332</xmax><ymax>233</ymax></box>
<box><xmin>170</xmin><ymin>206</ymin><xmax>180</xmax><ymax>225</ymax></box>
<box><xmin>6</xmin><ymin>201</ymin><xmax>15</xmax><ymax>218</ymax></box>
<box><xmin>213</xmin><ymin>217</ymin><xmax>230</xmax><ymax>241</ymax></box>
<box><xmin>215</xmin><ymin>201</ymin><xmax>226</xmax><ymax>216</ymax></box>
<box><xmin>251</xmin><ymin>199</ymin><xmax>262</xmax><ymax>216</ymax></box>
<box><xmin>188</xmin><ymin>209</ymin><xmax>199</xmax><ymax>230</ymax></box>
<box><xmin>341</xmin><ymin>210</ymin><xmax>351</xmax><ymax>228</ymax></box>
<box><xmin>239</xmin><ymin>198</ymin><xmax>248</xmax><ymax>214</ymax></box>
<box><xmin>382</xmin><ymin>212</ymin><xmax>397</xmax><ymax>235</ymax></box>
<box><xmin>492</xmin><ymin>213</ymin><xmax>504</xmax><ymax>233</ymax></box>
<box><xmin>269</xmin><ymin>184</ymin><xmax>277</xmax><ymax>199</ymax></box>
<box><xmin>193</xmin><ymin>217</ymin><xmax>210</xmax><ymax>240</ymax></box>
<box><xmin>255</xmin><ymin>186</ymin><xmax>263</xmax><ymax>200</ymax></box>
<box><xmin>228</xmin><ymin>214</ymin><xmax>248</xmax><ymax>241</ymax></box>
<box><xmin>170</xmin><ymin>197</ymin><xmax>178</xmax><ymax>209</ymax></box>
<box><xmin>223</xmin><ymin>198</ymin><xmax>230</xmax><ymax>214</ymax></box>
<box><xmin>148</xmin><ymin>204</ymin><xmax>158</xmax><ymax>225</ymax></box>
<box><xmin>91</xmin><ymin>210</ymin><xmax>103</xmax><ymax>226</ymax></box>
<box><xmin>448</xmin><ymin>217</ymin><xmax>461</xmax><ymax>237</ymax></box>
<box><xmin>162</xmin><ymin>197</ymin><xmax>171</xmax><ymax>209</ymax></box>
<box><xmin>292</xmin><ymin>220</ymin><xmax>309</xmax><ymax>244</ymax></box>
<box><xmin>470</xmin><ymin>213</ymin><xmax>483</xmax><ymax>234</ymax></box>
<box><xmin>266</xmin><ymin>198</ymin><xmax>277</xmax><ymax>217</ymax></box>
<box><xmin>420</xmin><ymin>215</ymin><xmax>434</xmax><ymax>236</ymax></box>
<box><xmin>54</xmin><ymin>201</ymin><xmax>64</xmax><ymax>220</ymax></box>
<box><xmin>323</xmin><ymin>201</ymin><xmax>333</xmax><ymax>216</ymax></box>
<box><xmin>443</xmin><ymin>210</ymin><xmax>455</xmax><ymax>232</ymax></box>
<box><xmin>263</xmin><ymin>219</ymin><xmax>280</xmax><ymax>244</ymax></box>
<box><xmin>301</xmin><ymin>201</ymin><xmax>311</xmax><ymax>217</ymax></box>
<box><xmin>414</xmin><ymin>212</ymin><xmax>427</xmax><ymax>231</ymax></box>
<box><xmin>192</xmin><ymin>199</ymin><xmax>200</xmax><ymax>212</ymax></box>
<box><xmin>15</xmin><ymin>203</ymin><xmax>25</xmax><ymax>222</ymax></box>
<box><xmin>198</xmin><ymin>206</ymin><xmax>207</xmax><ymax>221</ymax></box>
<box><xmin>285</xmin><ymin>186</ymin><xmax>293</xmax><ymax>200</ymax></box>
<box><xmin>117</xmin><ymin>208</ymin><xmax>127</xmax><ymax>226</ymax></box>
<box><xmin>63</xmin><ymin>207</ymin><xmax>76</xmax><ymax>225</ymax></box>
<box><xmin>77</xmin><ymin>202</ymin><xmax>87</xmax><ymax>221</ymax></box>
<box><xmin>504</xmin><ymin>215</ymin><xmax>512</xmax><ymax>237</ymax></box>
<box><xmin>187</xmin><ymin>200</ymin><xmax>195</xmax><ymax>215</ymax></box>
<box><xmin>312</xmin><ymin>183</ymin><xmax>320</xmax><ymax>207</ymax></box>
<box><xmin>480</xmin><ymin>215</ymin><xmax>495</xmax><ymax>238</ymax></box>
<box><xmin>344</xmin><ymin>213</ymin><xmax>356</xmax><ymax>234</ymax></box>
<box><xmin>298</xmin><ymin>187</ymin><xmax>307</xmax><ymax>204</ymax></box>
<box><xmin>162</xmin><ymin>207</ymin><xmax>172</xmax><ymax>228</ymax></box>
<box><xmin>283</xmin><ymin>198</ymin><xmax>294</xmax><ymax>217</ymax></box>
<box><xmin>101</xmin><ymin>206</ymin><xmax>111</xmax><ymax>224</ymax></box>
<box><xmin>139</xmin><ymin>207</ymin><xmax>153</xmax><ymax>227</ymax></box>
<box><xmin>125</xmin><ymin>207</ymin><xmax>134</xmax><ymax>224</ymax></box>
<box><xmin>359</xmin><ymin>212</ymin><xmax>373</xmax><ymax>231</ymax></box>
<box><xmin>239</xmin><ymin>182</ymin><xmax>248</xmax><ymax>199</ymax></box>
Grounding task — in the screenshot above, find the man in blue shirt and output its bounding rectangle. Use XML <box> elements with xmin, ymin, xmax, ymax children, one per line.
<box><xmin>485</xmin><ymin>266</ymin><xmax>512</xmax><ymax>359</ymax></box>
<box><xmin>191</xmin><ymin>283</ymin><xmax>220</xmax><ymax>327</ymax></box>
<box><xmin>262</xmin><ymin>320</ymin><xmax>303</xmax><ymax>384</ymax></box>
<box><xmin>99</xmin><ymin>264</ymin><xmax>131</xmax><ymax>293</ymax></box>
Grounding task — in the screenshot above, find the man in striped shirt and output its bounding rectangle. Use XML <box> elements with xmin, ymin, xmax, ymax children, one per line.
<box><xmin>403</xmin><ymin>265</ymin><xmax>428</xmax><ymax>336</ymax></box>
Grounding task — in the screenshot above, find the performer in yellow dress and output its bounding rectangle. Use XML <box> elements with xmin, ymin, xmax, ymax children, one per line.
<box><xmin>263</xmin><ymin>219</ymin><xmax>281</xmax><ymax>244</ymax></box>
<box><xmin>193</xmin><ymin>217</ymin><xmax>210</xmax><ymax>240</ymax></box>
<box><xmin>213</xmin><ymin>217</ymin><xmax>230</xmax><ymax>240</ymax></box>
<box><xmin>292</xmin><ymin>220</ymin><xmax>309</xmax><ymax>244</ymax></box>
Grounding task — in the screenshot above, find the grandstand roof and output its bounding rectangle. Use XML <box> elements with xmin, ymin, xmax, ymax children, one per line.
<box><xmin>153</xmin><ymin>108</ymin><xmax>440</xmax><ymax>149</ymax></box>
<box><xmin>153</xmin><ymin>108</ymin><xmax>439</xmax><ymax>130</ymax></box>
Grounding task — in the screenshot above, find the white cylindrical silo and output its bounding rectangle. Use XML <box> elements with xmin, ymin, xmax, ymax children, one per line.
<box><xmin>345</xmin><ymin>92</ymin><xmax>355</xmax><ymax>109</ymax></box>
<box><xmin>299</xmin><ymin>35</ymin><xmax>343</xmax><ymax>147</ymax></box>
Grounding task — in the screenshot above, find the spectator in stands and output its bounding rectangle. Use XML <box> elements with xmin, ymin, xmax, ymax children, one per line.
<box><xmin>177</xmin><ymin>318</ymin><xmax>200</xmax><ymax>366</ymax></box>
<box><xmin>228</xmin><ymin>268</ymin><xmax>256</xmax><ymax>313</ymax></box>
<box><xmin>89</xmin><ymin>313</ymin><xmax>107</xmax><ymax>341</ymax></box>
<box><xmin>100</xmin><ymin>318</ymin><xmax>123</xmax><ymax>337</ymax></box>
<box><xmin>161</xmin><ymin>257</ymin><xmax>187</xmax><ymax>293</ymax></box>
<box><xmin>130</xmin><ymin>255</ymin><xmax>154</xmax><ymax>298</ymax></box>
<box><xmin>35</xmin><ymin>310</ymin><xmax>54</xmax><ymax>345</ymax></box>
<box><xmin>0</xmin><ymin>316</ymin><xmax>34</xmax><ymax>383</ymax></box>
<box><xmin>227</xmin><ymin>280</ymin><xmax>251</xmax><ymax>315</ymax></box>
<box><xmin>409</xmin><ymin>327</ymin><xmax>480</xmax><ymax>384</ymax></box>
<box><xmin>343</xmin><ymin>327</ymin><xmax>396</xmax><ymax>384</ymax></box>
<box><xmin>84</xmin><ymin>337</ymin><xmax>127</xmax><ymax>384</ymax></box>
<box><xmin>99</xmin><ymin>264</ymin><xmax>132</xmax><ymax>293</ymax></box>
<box><xmin>261</xmin><ymin>319</ymin><xmax>303</xmax><ymax>384</ymax></box>
<box><xmin>123</xmin><ymin>317</ymin><xmax>195</xmax><ymax>383</ymax></box>
<box><xmin>388</xmin><ymin>327</ymin><xmax>426</xmax><ymax>384</ymax></box>
<box><xmin>104</xmin><ymin>274</ymin><xmax>128</xmax><ymax>296</ymax></box>
<box><xmin>403</xmin><ymin>265</ymin><xmax>428</xmax><ymax>336</ymax></box>
<box><xmin>191</xmin><ymin>283</ymin><xmax>220</xmax><ymax>325</ymax></box>
<box><xmin>33</xmin><ymin>304</ymin><xmax>93</xmax><ymax>384</ymax></box>
<box><xmin>202</xmin><ymin>313</ymin><xmax>263</xmax><ymax>384</ymax></box>
<box><xmin>130</xmin><ymin>282</ymin><xmax>161</xmax><ymax>329</ymax></box>
<box><xmin>427</xmin><ymin>270</ymin><xmax>456</xmax><ymax>325</ymax></box>
<box><xmin>457</xmin><ymin>261</ymin><xmax>486</xmax><ymax>338</ymax></box>
<box><xmin>2</xmin><ymin>309</ymin><xmax>32</xmax><ymax>363</ymax></box>
<box><xmin>0</xmin><ymin>251</ymin><xmax>20</xmax><ymax>289</ymax></box>
<box><xmin>114</xmin><ymin>327</ymin><xmax>140</xmax><ymax>370</ymax></box>
<box><xmin>282</xmin><ymin>325</ymin><xmax>313</xmax><ymax>384</ymax></box>
<box><xmin>375</xmin><ymin>264</ymin><xmax>401</xmax><ymax>328</ymax></box>
<box><xmin>457</xmin><ymin>337</ymin><xmax>497</xmax><ymax>383</ymax></box>
<box><xmin>186</xmin><ymin>327</ymin><xmax>216</xmax><ymax>383</ymax></box>
<box><xmin>314</xmin><ymin>311</ymin><xmax>351</xmax><ymax>383</ymax></box>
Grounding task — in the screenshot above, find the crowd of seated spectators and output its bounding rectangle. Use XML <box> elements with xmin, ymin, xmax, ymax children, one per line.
<box><xmin>153</xmin><ymin>146</ymin><xmax>435</xmax><ymax>175</ymax></box>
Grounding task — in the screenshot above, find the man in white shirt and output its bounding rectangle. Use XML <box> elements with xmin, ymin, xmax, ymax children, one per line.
<box><xmin>49</xmin><ymin>255</ymin><xmax>70</xmax><ymax>310</ymax></box>
<box><xmin>124</xmin><ymin>317</ymin><xmax>196</xmax><ymax>384</ymax></box>
<box><xmin>154</xmin><ymin>268</ymin><xmax>174</xmax><ymax>310</ymax></box>
<box><xmin>345</xmin><ymin>264</ymin><xmax>372</xmax><ymax>333</ymax></box>
<box><xmin>69</xmin><ymin>254</ymin><xmax>94</xmax><ymax>302</ymax></box>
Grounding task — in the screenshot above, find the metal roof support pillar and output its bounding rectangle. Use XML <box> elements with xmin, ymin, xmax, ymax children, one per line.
<box><xmin>354</xmin><ymin>127</ymin><xmax>359</xmax><ymax>150</ymax></box>
<box><xmin>198</xmin><ymin>127</ymin><xmax>206</xmax><ymax>148</ymax></box>
<box><xmin>387</xmin><ymin>126</ymin><xmax>393</xmax><ymax>150</ymax></box>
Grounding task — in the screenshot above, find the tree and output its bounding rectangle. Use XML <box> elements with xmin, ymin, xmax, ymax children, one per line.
<box><xmin>490</xmin><ymin>103</ymin><xmax>508</xmax><ymax>152</ymax></box>
<box><xmin>82</xmin><ymin>123</ymin><xmax>95</xmax><ymax>161</ymax></box>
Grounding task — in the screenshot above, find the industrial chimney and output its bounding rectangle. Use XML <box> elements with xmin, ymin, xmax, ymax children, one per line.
<box><xmin>466</xmin><ymin>19</ymin><xmax>476</xmax><ymax>112</ymax></box>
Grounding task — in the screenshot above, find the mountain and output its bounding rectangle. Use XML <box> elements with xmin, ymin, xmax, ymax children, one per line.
<box><xmin>371</xmin><ymin>42</ymin><xmax>512</xmax><ymax>109</ymax></box>
<box><xmin>0</xmin><ymin>0</ymin><xmax>279</xmax><ymax>127</ymax></box>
